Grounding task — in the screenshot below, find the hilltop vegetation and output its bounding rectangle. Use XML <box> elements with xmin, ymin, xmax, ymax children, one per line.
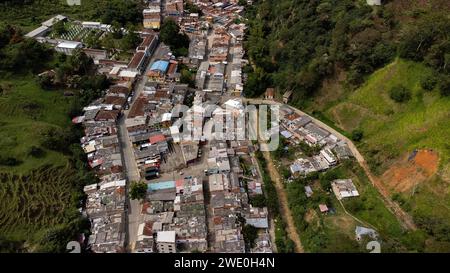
<box><xmin>244</xmin><ymin>0</ymin><xmax>449</xmax><ymax>101</ymax></box>
<box><xmin>244</xmin><ymin>0</ymin><xmax>397</xmax><ymax>100</ymax></box>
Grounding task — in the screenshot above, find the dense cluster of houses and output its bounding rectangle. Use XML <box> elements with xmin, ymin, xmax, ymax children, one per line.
<box><xmin>189</xmin><ymin>1</ymin><xmax>247</xmax><ymax>97</ymax></box>
<box><xmin>65</xmin><ymin>28</ymin><xmax>161</xmax><ymax>253</ymax></box>
<box><xmin>132</xmin><ymin>92</ymin><xmax>272</xmax><ymax>252</ymax></box>
<box><xmin>125</xmin><ymin>79</ymin><xmax>190</xmax><ymax>177</ymax></box>
<box><xmin>135</xmin><ymin>177</ymin><xmax>207</xmax><ymax>253</ymax></box>
<box><xmin>108</xmin><ymin>0</ymin><xmax>271</xmax><ymax>253</ymax></box>
<box><xmin>30</xmin><ymin>1</ymin><xmax>274</xmax><ymax>253</ymax></box>
<box><xmin>277</xmin><ymin>105</ymin><xmax>354</xmax><ymax>177</ymax></box>
<box><xmin>206</xmin><ymin>140</ymin><xmax>272</xmax><ymax>253</ymax></box>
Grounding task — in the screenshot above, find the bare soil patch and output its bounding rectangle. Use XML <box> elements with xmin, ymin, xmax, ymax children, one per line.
<box><xmin>381</xmin><ymin>149</ymin><xmax>439</xmax><ymax>193</ymax></box>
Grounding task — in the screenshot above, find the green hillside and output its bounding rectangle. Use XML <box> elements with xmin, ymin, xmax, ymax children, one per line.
<box><xmin>327</xmin><ymin>59</ymin><xmax>450</xmax><ymax>174</ymax></box>
<box><xmin>0</xmin><ymin>77</ymin><xmax>72</xmax><ymax>174</ymax></box>
<box><xmin>324</xmin><ymin>59</ymin><xmax>450</xmax><ymax>251</ymax></box>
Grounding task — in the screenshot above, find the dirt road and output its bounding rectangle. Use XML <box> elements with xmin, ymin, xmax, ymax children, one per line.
<box><xmin>260</xmin><ymin>150</ymin><xmax>304</xmax><ymax>253</ymax></box>
<box><xmin>245</xmin><ymin>98</ymin><xmax>417</xmax><ymax>231</ymax></box>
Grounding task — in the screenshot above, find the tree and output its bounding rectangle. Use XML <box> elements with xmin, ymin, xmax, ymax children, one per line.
<box><xmin>84</xmin><ymin>31</ymin><xmax>101</xmax><ymax>49</ymax></box>
<box><xmin>238</xmin><ymin>0</ymin><xmax>248</xmax><ymax>6</ymax></box>
<box><xmin>420</xmin><ymin>75</ymin><xmax>437</xmax><ymax>91</ymax></box>
<box><xmin>159</xmin><ymin>18</ymin><xmax>190</xmax><ymax>56</ymax></box>
<box><xmin>102</xmin><ymin>33</ymin><xmax>116</xmax><ymax>53</ymax></box>
<box><xmin>53</xmin><ymin>21</ymin><xmax>66</xmax><ymax>36</ymax></box>
<box><xmin>351</xmin><ymin>129</ymin><xmax>364</xmax><ymax>142</ymax></box>
<box><xmin>242</xmin><ymin>224</ymin><xmax>258</xmax><ymax>249</ymax></box>
<box><xmin>28</xmin><ymin>146</ymin><xmax>45</xmax><ymax>158</ymax></box>
<box><xmin>438</xmin><ymin>76</ymin><xmax>450</xmax><ymax>97</ymax></box>
<box><xmin>180</xmin><ymin>68</ymin><xmax>195</xmax><ymax>87</ymax></box>
<box><xmin>100</xmin><ymin>0</ymin><xmax>142</xmax><ymax>27</ymax></box>
<box><xmin>184</xmin><ymin>1</ymin><xmax>202</xmax><ymax>15</ymax></box>
<box><xmin>37</xmin><ymin>73</ymin><xmax>53</xmax><ymax>89</ymax></box>
<box><xmin>67</xmin><ymin>49</ymin><xmax>94</xmax><ymax>75</ymax></box>
<box><xmin>120</xmin><ymin>29</ymin><xmax>140</xmax><ymax>51</ymax></box>
<box><xmin>129</xmin><ymin>181</ymin><xmax>147</xmax><ymax>200</ymax></box>
<box><xmin>250</xmin><ymin>194</ymin><xmax>266</xmax><ymax>208</ymax></box>
<box><xmin>389</xmin><ymin>85</ymin><xmax>411</xmax><ymax>103</ymax></box>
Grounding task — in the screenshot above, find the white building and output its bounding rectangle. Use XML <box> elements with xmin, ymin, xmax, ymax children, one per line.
<box><xmin>331</xmin><ymin>179</ymin><xmax>360</xmax><ymax>200</ymax></box>
<box><xmin>320</xmin><ymin>148</ymin><xmax>337</xmax><ymax>165</ymax></box>
<box><xmin>55</xmin><ymin>41</ymin><xmax>83</xmax><ymax>55</ymax></box>
<box><xmin>366</xmin><ymin>0</ymin><xmax>381</xmax><ymax>5</ymax></box>
<box><xmin>156</xmin><ymin>231</ymin><xmax>176</xmax><ymax>253</ymax></box>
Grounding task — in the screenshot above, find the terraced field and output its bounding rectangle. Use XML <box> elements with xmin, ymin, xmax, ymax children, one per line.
<box><xmin>0</xmin><ymin>166</ymin><xmax>79</xmax><ymax>240</ymax></box>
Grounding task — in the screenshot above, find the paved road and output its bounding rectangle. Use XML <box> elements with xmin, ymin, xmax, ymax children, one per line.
<box><xmin>245</xmin><ymin>98</ymin><xmax>417</xmax><ymax>231</ymax></box>
<box><xmin>117</xmin><ymin>43</ymin><xmax>171</xmax><ymax>252</ymax></box>
<box><xmin>117</xmin><ymin>116</ymin><xmax>142</xmax><ymax>252</ymax></box>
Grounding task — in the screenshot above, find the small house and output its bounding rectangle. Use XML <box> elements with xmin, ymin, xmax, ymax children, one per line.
<box><xmin>331</xmin><ymin>179</ymin><xmax>359</xmax><ymax>200</ymax></box>
<box><xmin>355</xmin><ymin>226</ymin><xmax>378</xmax><ymax>241</ymax></box>
<box><xmin>265</xmin><ymin>88</ymin><xmax>275</xmax><ymax>100</ymax></box>
<box><xmin>304</xmin><ymin>186</ymin><xmax>313</xmax><ymax>198</ymax></box>
<box><xmin>319</xmin><ymin>204</ymin><xmax>329</xmax><ymax>213</ymax></box>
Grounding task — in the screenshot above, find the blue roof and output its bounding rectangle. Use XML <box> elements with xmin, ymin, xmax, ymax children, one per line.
<box><xmin>147</xmin><ymin>180</ymin><xmax>175</xmax><ymax>191</ymax></box>
<box><xmin>150</xmin><ymin>60</ymin><xmax>169</xmax><ymax>72</ymax></box>
<box><xmin>280</xmin><ymin>130</ymin><xmax>292</xmax><ymax>138</ymax></box>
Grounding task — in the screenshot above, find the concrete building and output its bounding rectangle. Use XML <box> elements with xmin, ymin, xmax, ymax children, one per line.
<box><xmin>156</xmin><ymin>231</ymin><xmax>177</xmax><ymax>253</ymax></box>
<box><xmin>55</xmin><ymin>41</ymin><xmax>83</xmax><ymax>55</ymax></box>
<box><xmin>366</xmin><ymin>0</ymin><xmax>382</xmax><ymax>6</ymax></box>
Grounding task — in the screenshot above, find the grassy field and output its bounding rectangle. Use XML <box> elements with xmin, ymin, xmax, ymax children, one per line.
<box><xmin>0</xmin><ymin>75</ymin><xmax>83</xmax><ymax>251</ymax></box>
<box><xmin>0</xmin><ymin>77</ymin><xmax>72</xmax><ymax>174</ymax></box>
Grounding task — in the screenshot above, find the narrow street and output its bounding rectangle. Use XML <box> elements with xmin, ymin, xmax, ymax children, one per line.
<box><xmin>118</xmin><ymin>43</ymin><xmax>170</xmax><ymax>252</ymax></box>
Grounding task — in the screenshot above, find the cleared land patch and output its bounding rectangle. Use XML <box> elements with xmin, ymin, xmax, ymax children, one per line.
<box><xmin>382</xmin><ymin>150</ymin><xmax>439</xmax><ymax>193</ymax></box>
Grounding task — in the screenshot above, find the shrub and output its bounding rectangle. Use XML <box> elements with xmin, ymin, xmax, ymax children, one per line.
<box><xmin>129</xmin><ymin>181</ymin><xmax>147</xmax><ymax>200</ymax></box>
<box><xmin>0</xmin><ymin>156</ymin><xmax>22</xmax><ymax>166</ymax></box>
<box><xmin>242</xmin><ymin>224</ymin><xmax>258</xmax><ymax>249</ymax></box>
<box><xmin>389</xmin><ymin>85</ymin><xmax>411</xmax><ymax>103</ymax></box>
<box><xmin>438</xmin><ymin>76</ymin><xmax>450</xmax><ymax>97</ymax></box>
<box><xmin>28</xmin><ymin>146</ymin><xmax>45</xmax><ymax>158</ymax></box>
<box><xmin>420</xmin><ymin>75</ymin><xmax>437</xmax><ymax>91</ymax></box>
<box><xmin>250</xmin><ymin>194</ymin><xmax>267</xmax><ymax>208</ymax></box>
<box><xmin>351</xmin><ymin>129</ymin><xmax>364</xmax><ymax>142</ymax></box>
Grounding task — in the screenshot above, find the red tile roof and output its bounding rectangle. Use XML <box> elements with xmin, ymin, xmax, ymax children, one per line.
<box><xmin>109</xmin><ymin>85</ymin><xmax>130</xmax><ymax>95</ymax></box>
<box><xmin>128</xmin><ymin>51</ymin><xmax>145</xmax><ymax>69</ymax></box>
<box><xmin>149</xmin><ymin>134</ymin><xmax>165</xmax><ymax>144</ymax></box>
<box><xmin>104</xmin><ymin>95</ymin><xmax>127</xmax><ymax>106</ymax></box>
<box><xmin>95</xmin><ymin>110</ymin><xmax>120</xmax><ymax>121</ymax></box>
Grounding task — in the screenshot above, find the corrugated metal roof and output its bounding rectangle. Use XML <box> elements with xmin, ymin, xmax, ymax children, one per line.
<box><xmin>150</xmin><ymin>60</ymin><xmax>169</xmax><ymax>72</ymax></box>
<box><xmin>147</xmin><ymin>180</ymin><xmax>175</xmax><ymax>191</ymax></box>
